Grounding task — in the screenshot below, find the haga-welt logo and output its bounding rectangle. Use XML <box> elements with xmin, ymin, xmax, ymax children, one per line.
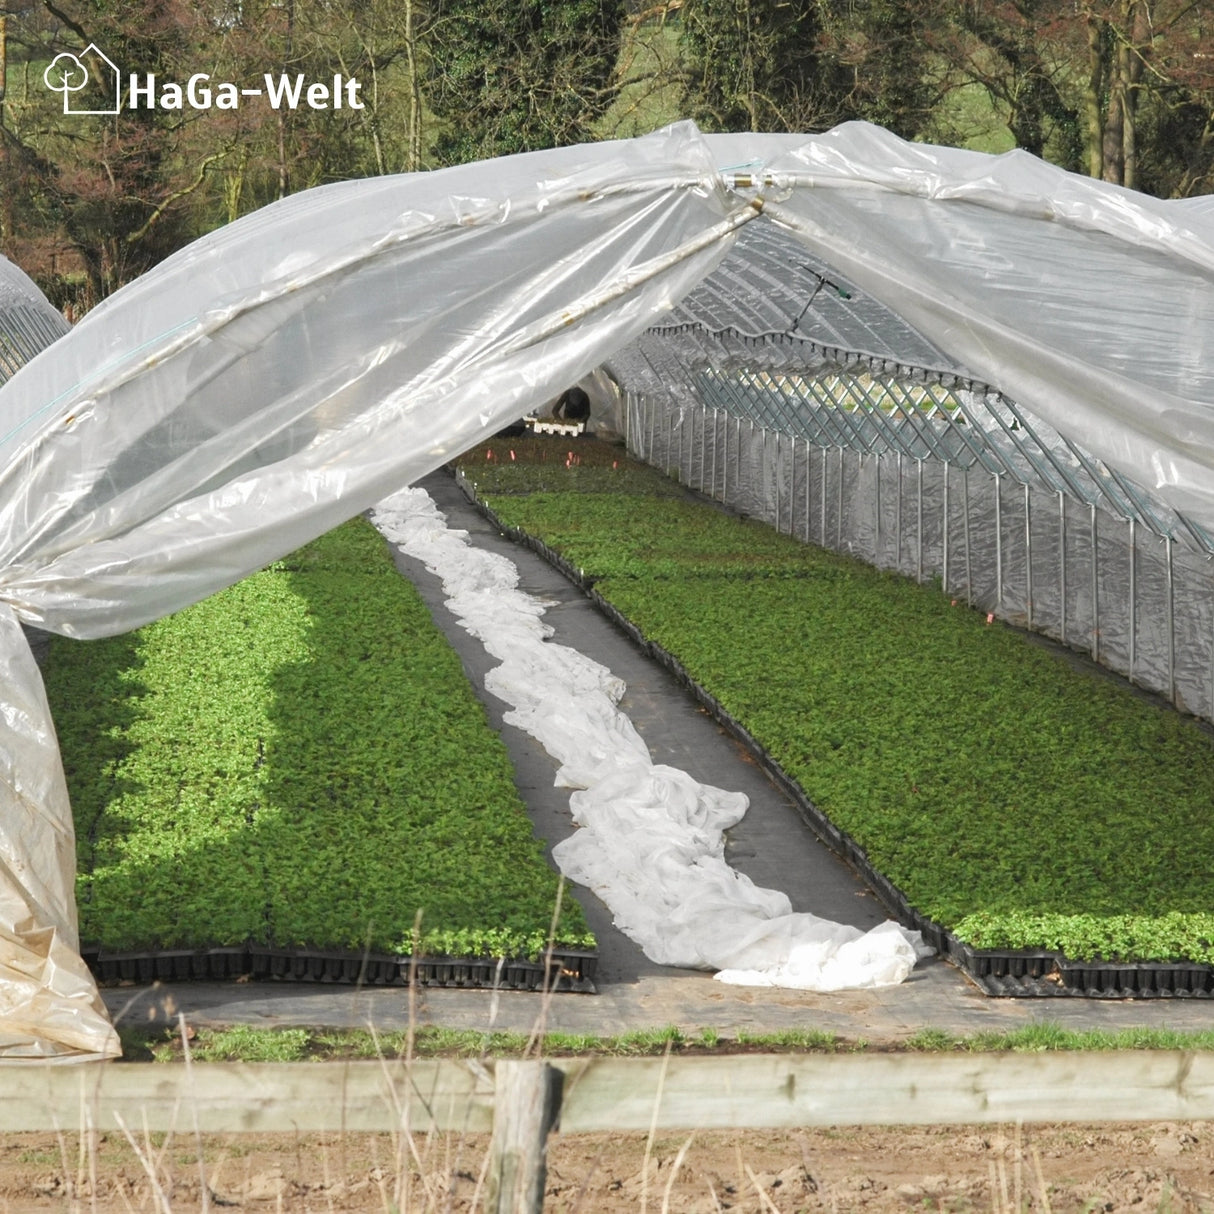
<box><xmin>44</xmin><ymin>45</ymin><xmax>363</xmax><ymax>113</ymax></box>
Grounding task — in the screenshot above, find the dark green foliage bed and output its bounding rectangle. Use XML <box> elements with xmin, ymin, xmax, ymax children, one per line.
<box><xmin>48</xmin><ymin>517</ymin><xmax>592</xmax><ymax>959</ymax></box>
<box><xmin>465</xmin><ymin>440</ymin><xmax>1214</xmax><ymax>964</ymax></box>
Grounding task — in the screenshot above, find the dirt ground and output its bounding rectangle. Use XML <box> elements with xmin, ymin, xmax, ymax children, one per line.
<box><xmin>4</xmin><ymin>1121</ymin><xmax>1214</xmax><ymax>1213</ymax></box>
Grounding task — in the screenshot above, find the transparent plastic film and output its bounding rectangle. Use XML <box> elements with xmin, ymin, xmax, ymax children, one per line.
<box><xmin>0</xmin><ymin>607</ymin><xmax>118</xmax><ymax>1059</ymax></box>
<box><xmin>725</xmin><ymin>125</ymin><xmax>1214</xmax><ymax>534</ymax></box>
<box><xmin>0</xmin><ymin>125</ymin><xmax>742</xmax><ymax>638</ymax></box>
<box><xmin>0</xmin><ymin>125</ymin><xmax>744</xmax><ymax>1056</ymax></box>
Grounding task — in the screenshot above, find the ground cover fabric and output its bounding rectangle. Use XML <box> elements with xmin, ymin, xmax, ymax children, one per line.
<box><xmin>0</xmin><ymin>120</ymin><xmax>1210</xmax><ymax>1055</ymax></box>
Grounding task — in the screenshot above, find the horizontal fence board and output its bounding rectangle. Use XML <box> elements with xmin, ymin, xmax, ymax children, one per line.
<box><xmin>2</xmin><ymin>1053</ymin><xmax>1213</xmax><ymax>1133</ymax></box>
<box><xmin>557</xmin><ymin>1053</ymin><xmax>1214</xmax><ymax>1130</ymax></box>
<box><xmin>0</xmin><ymin>1059</ymin><xmax>496</xmax><ymax>1133</ymax></box>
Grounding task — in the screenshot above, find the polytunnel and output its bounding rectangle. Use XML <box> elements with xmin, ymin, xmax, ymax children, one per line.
<box><xmin>0</xmin><ymin>120</ymin><xmax>1212</xmax><ymax>1057</ymax></box>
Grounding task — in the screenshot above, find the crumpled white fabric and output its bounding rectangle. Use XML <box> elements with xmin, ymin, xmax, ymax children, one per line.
<box><xmin>372</xmin><ymin>486</ymin><xmax>929</xmax><ymax>991</ymax></box>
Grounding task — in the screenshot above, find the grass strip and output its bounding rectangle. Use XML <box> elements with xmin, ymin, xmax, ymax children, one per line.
<box><xmin>459</xmin><ymin>441</ymin><xmax>1214</xmax><ymax>964</ymax></box>
<box><xmin>48</xmin><ymin>516</ymin><xmax>591</xmax><ymax>961</ymax></box>
<box><xmin>115</xmin><ymin>1021</ymin><xmax>1214</xmax><ymax>1062</ymax></box>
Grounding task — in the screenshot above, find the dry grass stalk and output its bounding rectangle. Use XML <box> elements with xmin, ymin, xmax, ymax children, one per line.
<box><xmin>113</xmin><ymin>1111</ymin><xmax>171</xmax><ymax>1214</ymax></box>
<box><xmin>640</xmin><ymin>1037</ymin><xmax>674</xmax><ymax>1214</ymax></box>
<box><xmin>661</xmin><ymin>1131</ymin><xmax>696</xmax><ymax>1214</ymax></box>
<box><xmin>745</xmin><ymin>1162</ymin><xmax>783</xmax><ymax>1213</ymax></box>
<box><xmin>178</xmin><ymin>1013</ymin><xmax>210</xmax><ymax>1214</ymax></box>
<box><xmin>1031</xmin><ymin>1144</ymin><xmax>1054</xmax><ymax>1214</ymax></box>
<box><xmin>524</xmin><ymin>875</ymin><xmax>568</xmax><ymax>1061</ymax></box>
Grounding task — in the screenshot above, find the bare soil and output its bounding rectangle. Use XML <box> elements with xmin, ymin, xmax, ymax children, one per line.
<box><xmin>4</xmin><ymin>1122</ymin><xmax>1214</xmax><ymax>1212</ymax></box>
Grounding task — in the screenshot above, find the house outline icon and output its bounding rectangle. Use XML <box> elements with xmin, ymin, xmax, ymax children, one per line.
<box><xmin>64</xmin><ymin>44</ymin><xmax>121</xmax><ymax>116</ymax></box>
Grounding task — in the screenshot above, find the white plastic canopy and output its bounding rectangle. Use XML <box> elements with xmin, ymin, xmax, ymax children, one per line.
<box><xmin>0</xmin><ymin>120</ymin><xmax>1210</xmax><ymax>1057</ymax></box>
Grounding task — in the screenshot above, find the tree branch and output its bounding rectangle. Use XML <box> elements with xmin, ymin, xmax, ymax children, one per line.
<box><xmin>124</xmin><ymin>150</ymin><xmax>225</xmax><ymax>247</ymax></box>
<box><xmin>41</xmin><ymin>0</ymin><xmax>90</xmax><ymax>47</ymax></box>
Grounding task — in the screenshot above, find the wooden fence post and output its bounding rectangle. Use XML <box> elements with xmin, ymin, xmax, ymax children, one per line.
<box><xmin>485</xmin><ymin>1060</ymin><xmax>564</xmax><ymax>1214</ymax></box>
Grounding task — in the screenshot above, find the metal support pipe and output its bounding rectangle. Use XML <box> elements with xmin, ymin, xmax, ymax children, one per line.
<box><xmin>804</xmin><ymin>437</ymin><xmax>811</xmax><ymax>543</ymax></box>
<box><xmin>1167</xmin><ymin>535</ymin><xmax>1177</xmax><ymax>706</ymax></box>
<box><xmin>942</xmin><ymin>463</ymin><xmax>950</xmax><ymax>595</ymax></box>
<box><xmin>783</xmin><ymin>430</ymin><xmax>791</xmax><ymax>534</ymax></box>
<box><xmin>781</xmin><ymin>431</ymin><xmax>789</xmax><ymax>535</ymax></box>
<box><xmin>775</xmin><ymin>430</ymin><xmax>782</xmax><ymax>534</ymax></box>
<box><xmin>719</xmin><ymin>407</ymin><xmax>726</xmax><ymax>502</ymax></box>
<box><xmin>1090</xmin><ymin>503</ymin><xmax>1099</xmax><ymax>663</ymax></box>
<box><xmin>916</xmin><ymin>459</ymin><xmax>924</xmax><ymax>584</ymax></box>
<box><xmin>697</xmin><ymin>404</ymin><xmax>704</xmax><ymax>494</ymax></box>
<box><xmin>786</xmin><ymin>433</ymin><xmax>793</xmax><ymax>535</ymax></box>
<box><xmin>722</xmin><ymin>410</ymin><xmax>729</xmax><ymax>504</ymax></box>
<box><xmin>722</xmin><ymin>409</ymin><xmax>729</xmax><ymax>502</ymax></box>
<box><xmin>876</xmin><ymin>452</ymin><xmax>883</xmax><ymax>562</ymax></box>
<box><xmin>699</xmin><ymin>403</ymin><xmax>707</xmax><ymax>495</ymax></box>
<box><xmin>748</xmin><ymin>416</ymin><xmax>756</xmax><ymax>510</ymax></box>
<box><xmin>821</xmin><ymin>444</ymin><xmax>828</xmax><ymax>548</ymax></box>
<box><xmin>778</xmin><ymin>431</ymin><xmax>785</xmax><ymax>531</ymax></box>
<box><xmin>711</xmin><ymin>407</ymin><xmax>719</xmax><ymax>501</ymax></box>
<box><xmin>837</xmin><ymin>445</ymin><xmax>845</xmax><ymax>550</ymax></box>
<box><xmin>763</xmin><ymin>425</ymin><xmax>771</xmax><ymax>526</ymax></box>
<box><xmin>1059</xmin><ymin>491</ymin><xmax>1067</xmax><ymax>646</ymax></box>
<box><xmin>1129</xmin><ymin>518</ymin><xmax>1137</xmax><ymax>682</ymax></box>
<box><xmin>734</xmin><ymin>415</ymin><xmax>742</xmax><ymax>505</ymax></box>
<box><xmin>896</xmin><ymin>452</ymin><xmax>903</xmax><ymax>572</ymax></box>
<box><xmin>1025</xmin><ymin>483</ymin><xmax>1033</xmax><ymax>630</ymax></box>
<box><xmin>994</xmin><ymin>472</ymin><xmax>1003</xmax><ymax>609</ymax></box>
<box><xmin>690</xmin><ymin>404</ymin><xmax>698</xmax><ymax>491</ymax></box>
<box><xmin>964</xmin><ymin>468</ymin><xmax>972</xmax><ymax>606</ymax></box>
<box><xmin>684</xmin><ymin>405</ymin><xmax>692</xmax><ymax>488</ymax></box>
<box><xmin>857</xmin><ymin>451</ymin><xmax>865</xmax><ymax>556</ymax></box>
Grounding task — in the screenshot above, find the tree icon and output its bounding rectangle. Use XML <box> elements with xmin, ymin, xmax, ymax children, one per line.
<box><xmin>42</xmin><ymin>46</ymin><xmax>120</xmax><ymax>115</ymax></box>
<box><xmin>44</xmin><ymin>54</ymin><xmax>89</xmax><ymax>111</ymax></box>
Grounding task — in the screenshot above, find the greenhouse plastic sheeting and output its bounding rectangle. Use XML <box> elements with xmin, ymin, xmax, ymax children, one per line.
<box><xmin>707</xmin><ymin>125</ymin><xmax>1214</xmax><ymax>533</ymax></box>
<box><xmin>0</xmin><ymin>120</ymin><xmax>1212</xmax><ymax>1055</ymax></box>
<box><xmin>0</xmin><ymin>125</ymin><xmax>743</xmax><ymax>1058</ymax></box>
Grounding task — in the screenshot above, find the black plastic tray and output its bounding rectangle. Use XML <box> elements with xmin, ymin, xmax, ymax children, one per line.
<box><xmin>86</xmin><ymin>944</ymin><xmax>597</xmax><ymax>993</ymax></box>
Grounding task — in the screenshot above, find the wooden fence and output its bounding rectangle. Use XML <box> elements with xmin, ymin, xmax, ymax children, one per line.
<box><xmin>4</xmin><ymin>1052</ymin><xmax>1213</xmax><ymax>1211</ymax></box>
